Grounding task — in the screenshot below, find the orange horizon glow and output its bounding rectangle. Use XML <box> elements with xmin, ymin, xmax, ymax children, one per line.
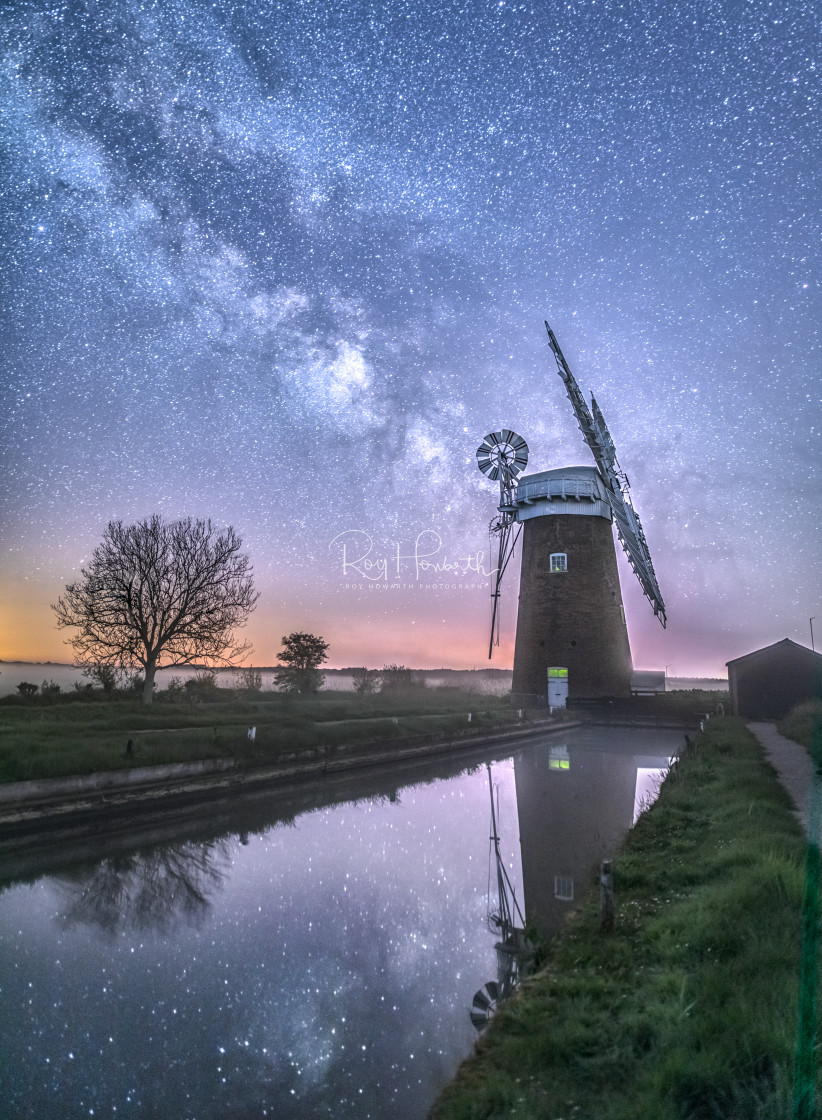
<box><xmin>1</xmin><ymin>584</ymin><xmax>736</xmax><ymax>678</ymax></box>
<box><xmin>1</xmin><ymin>559</ymin><xmax>759</xmax><ymax>679</ymax></box>
<box><xmin>0</xmin><ymin>574</ymin><xmax>514</xmax><ymax>670</ymax></box>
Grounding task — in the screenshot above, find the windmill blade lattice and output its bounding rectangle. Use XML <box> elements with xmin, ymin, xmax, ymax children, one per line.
<box><xmin>544</xmin><ymin>323</ymin><xmax>667</xmax><ymax>627</ymax></box>
<box><xmin>476</xmin><ymin>430</ymin><xmax>529</xmax><ymax>485</ymax></box>
<box><xmin>469</xmin><ymin>980</ymin><xmax>500</xmax><ymax>1031</ymax></box>
<box><xmin>476</xmin><ymin>430</ymin><xmax>528</xmax><ymax>659</ymax></box>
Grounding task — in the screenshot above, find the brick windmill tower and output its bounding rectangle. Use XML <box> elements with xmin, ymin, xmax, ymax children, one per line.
<box><xmin>476</xmin><ymin>323</ymin><xmax>666</xmax><ymax>705</ymax></box>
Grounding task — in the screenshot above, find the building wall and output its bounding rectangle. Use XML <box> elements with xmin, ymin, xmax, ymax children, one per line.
<box><xmin>511</xmin><ymin>513</ymin><xmax>633</xmax><ymax>701</ymax></box>
<box><xmin>729</xmin><ymin>643</ymin><xmax>822</xmax><ymax>719</ymax></box>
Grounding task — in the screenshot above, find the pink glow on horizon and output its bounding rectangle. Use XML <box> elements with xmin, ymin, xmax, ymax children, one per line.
<box><xmin>1</xmin><ymin>578</ymin><xmax>780</xmax><ymax>678</ymax></box>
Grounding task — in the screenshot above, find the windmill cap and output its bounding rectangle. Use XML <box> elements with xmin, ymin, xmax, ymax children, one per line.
<box><xmin>513</xmin><ymin>465</ymin><xmax>611</xmax><ymax>520</ymax></box>
<box><xmin>518</xmin><ymin>465</ymin><xmax>606</xmax><ymax>490</ymax></box>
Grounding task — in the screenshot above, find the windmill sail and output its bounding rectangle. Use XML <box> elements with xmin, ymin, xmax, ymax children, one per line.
<box><xmin>544</xmin><ymin>322</ymin><xmax>667</xmax><ymax>627</ymax></box>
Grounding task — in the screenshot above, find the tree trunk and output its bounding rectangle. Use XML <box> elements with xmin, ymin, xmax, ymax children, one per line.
<box><xmin>143</xmin><ymin>661</ymin><xmax>156</xmax><ymax>706</ymax></box>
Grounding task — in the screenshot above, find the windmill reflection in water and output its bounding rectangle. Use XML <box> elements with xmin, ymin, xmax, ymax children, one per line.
<box><xmin>469</xmin><ymin>762</ymin><xmax>531</xmax><ymax>1032</ymax></box>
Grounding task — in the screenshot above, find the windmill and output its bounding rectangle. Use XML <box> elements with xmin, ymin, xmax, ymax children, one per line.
<box><xmin>476</xmin><ymin>322</ymin><xmax>666</xmax><ymax>703</ymax></box>
<box><xmin>469</xmin><ymin>763</ymin><xmax>529</xmax><ymax>1031</ymax></box>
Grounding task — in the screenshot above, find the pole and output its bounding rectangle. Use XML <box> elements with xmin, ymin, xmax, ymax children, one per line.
<box><xmin>793</xmin><ymin>712</ymin><xmax>822</xmax><ymax>1119</ymax></box>
<box><xmin>811</xmin><ymin>618</ymin><xmax>816</xmax><ymax>653</ymax></box>
<box><xmin>600</xmin><ymin>860</ymin><xmax>614</xmax><ymax>932</ymax></box>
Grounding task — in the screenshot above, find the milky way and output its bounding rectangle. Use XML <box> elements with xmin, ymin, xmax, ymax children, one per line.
<box><xmin>1</xmin><ymin>0</ymin><xmax>819</xmax><ymax>673</ymax></box>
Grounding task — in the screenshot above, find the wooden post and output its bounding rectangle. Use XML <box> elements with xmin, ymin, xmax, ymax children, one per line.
<box><xmin>600</xmin><ymin>859</ymin><xmax>614</xmax><ymax>931</ymax></box>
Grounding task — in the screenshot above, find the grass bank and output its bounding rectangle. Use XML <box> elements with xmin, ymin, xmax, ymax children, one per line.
<box><xmin>0</xmin><ymin>688</ymin><xmax>532</xmax><ymax>784</ymax></box>
<box><xmin>779</xmin><ymin>699</ymin><xmax>822</xmax><ymax>760</ymax></box>
<box><xmin>431</xmin><ymin>717</ymin><xmax>812</xmax><ymax>1120</ymax></box>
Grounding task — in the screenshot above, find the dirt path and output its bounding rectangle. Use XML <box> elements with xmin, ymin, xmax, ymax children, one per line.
<box><xmin>748</xmin><ymin>720</ymin><xmax>817</xmax><ymax>838</ymax></box>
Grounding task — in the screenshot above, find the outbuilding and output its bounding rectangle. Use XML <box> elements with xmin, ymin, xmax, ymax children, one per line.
<box><xmin>726</xmin><ymin>639</ymin><xmax>822</xmax><ymax>720</ymax></box>
<box><xmin>631</xmin><ymin>670</ymin><xmax>667</xmax><ymax>696</ymax></box>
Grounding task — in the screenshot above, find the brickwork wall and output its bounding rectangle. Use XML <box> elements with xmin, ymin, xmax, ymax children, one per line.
<box><xmin>511</xmin><ymin>513</ymin><xmax>633</xmax><ymax>700</ymax></box>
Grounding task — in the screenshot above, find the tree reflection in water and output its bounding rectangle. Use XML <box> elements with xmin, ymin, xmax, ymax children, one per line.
<box><xmin>54</xmin><ymin>839</ymin><xmax>231</xmax><ymax>935</ymax></box>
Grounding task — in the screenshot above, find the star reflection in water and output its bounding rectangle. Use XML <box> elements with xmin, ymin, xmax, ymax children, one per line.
<box><xmin>0</xmin><ymin>725</ymin><xmax>683</xmax><ymax>1119</ymax></box>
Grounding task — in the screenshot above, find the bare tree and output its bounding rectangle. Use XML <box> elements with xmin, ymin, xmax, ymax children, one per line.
<box><xmin>55</xmin><ymin>840</ymin><xmax>230</xmax><ymax>935</ymax></box>
<box><xmin>53</xmin><ymin>516</ymin><xmax>258</xmax><ymax>705</ymax></box>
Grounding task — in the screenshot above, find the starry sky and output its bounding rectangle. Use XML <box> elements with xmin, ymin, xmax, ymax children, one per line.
<box><xmin>1</xmin><ymin>0</ymin><xmax>819</xmax><ymax>675</ymax></box>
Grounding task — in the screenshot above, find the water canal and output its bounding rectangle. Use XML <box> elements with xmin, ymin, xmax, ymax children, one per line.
<box><xmin>0</xmin><ymin>724</ymin><xmax>683</xmax><ymax>1119</ymax></box>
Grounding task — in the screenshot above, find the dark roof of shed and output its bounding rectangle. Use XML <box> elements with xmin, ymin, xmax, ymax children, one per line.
<box><xmin>726</xmin><ymin>638</ymin><xmax>822</xmax><ymax>667</ymax></box>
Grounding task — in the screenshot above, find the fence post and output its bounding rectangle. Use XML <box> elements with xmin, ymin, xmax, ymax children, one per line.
<box><xmin>600</xmin><ymin>859</ymin><xmax>614</xmax><ymax>931</ymax></box>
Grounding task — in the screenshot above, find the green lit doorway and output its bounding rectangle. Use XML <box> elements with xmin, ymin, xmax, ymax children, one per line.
<box><xmin>547</xmin><ymin>666</ymin><xmax>568</xmax><ymax>710</ymax></box>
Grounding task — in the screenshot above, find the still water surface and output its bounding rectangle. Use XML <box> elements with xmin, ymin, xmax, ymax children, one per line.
<box><xmin>0</xmin><ymin>725</ymin><xmax>682</xmax><ymax>1119</ymax></box>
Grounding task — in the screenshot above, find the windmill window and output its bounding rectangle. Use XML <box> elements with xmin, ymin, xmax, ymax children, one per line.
<box><xmin>554</xmin><ymin>876</ymin><xmax>574</xmax><ymax>901</ymax></box>
<box><xmin>550</xmin><ymin>553</ymin><xmax>567</xmax><ymax>572</ymax></box>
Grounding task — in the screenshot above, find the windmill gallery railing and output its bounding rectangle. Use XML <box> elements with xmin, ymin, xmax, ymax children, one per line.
<box><xmin>514</xmin><ymin>475</ymin><xmax>600</xmax><ymax>505</ymax></box>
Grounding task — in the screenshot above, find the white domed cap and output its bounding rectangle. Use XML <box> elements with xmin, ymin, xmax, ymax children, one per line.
<box><xmin>513</xmin><ymin>465</ymin><xmax>611</xmax><ymax>521</ymax></box>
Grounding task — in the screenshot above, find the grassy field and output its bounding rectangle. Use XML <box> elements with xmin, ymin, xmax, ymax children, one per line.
<box><xmin>430</xmin><ymin>717</ymin><xmax>812</xmax><ymax>1120</ymax></box>
<box><xmin>0</xmin><ymin>687</ymin><xmax>528</xmax><ymax>784</ymax></box>
<box><xmin>0</xmin><ymin>685</ymin><xmax>722</xmax><ymax>785</ymax></box>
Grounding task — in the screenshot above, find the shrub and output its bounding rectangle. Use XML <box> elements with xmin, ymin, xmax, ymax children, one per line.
<box><xmin>82</xmin><ymin>662</ymin><xmax>121</xmax><ymax>695</ymax></box>
<box><xmin>381</xmin><ymin>664</ymin><xmax>426</xmax><ymax>692</ymax></box>
<box><xmin>351</xmin><ymin>668</ymin><xmax>380</xmax><ymax>695</ymax></box>
<box><xmin>16</xmin><ymin>682</ymin><xmax>38</xmax><ymax>697</ymax></box>
<box><xmin>158</xmin><ymin>676</ymin><xmax>185</xmax><ymax>703</ymax></box>
<box><xmin>184</xmin><ymin>671</ymin><xmax>221</xmax><ymax>704</ymax></box>
<box><xmin>234</xmin><ymin>665</ymin><xmax>263</xmax><ymax>694</ymax></box>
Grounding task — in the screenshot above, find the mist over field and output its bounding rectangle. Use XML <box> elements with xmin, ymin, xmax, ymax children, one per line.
<box><xmin>0</xmin><ymin>661</ymin><xmax>726</xmax><ymax>699</ymax></box>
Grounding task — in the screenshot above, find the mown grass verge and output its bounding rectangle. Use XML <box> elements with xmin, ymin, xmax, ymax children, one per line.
<box><xmin>430</xmin><ymin>717</ymin><xmax>813</xmax><ymax>1120</ymax></box>
<box><xmin>0</xmin><ymin>690</ymin><xmax>533</xmax><ymax>784</ymax></box>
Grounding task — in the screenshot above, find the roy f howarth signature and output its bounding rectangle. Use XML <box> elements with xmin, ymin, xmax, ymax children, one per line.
<box><xmin>329</xmin><ymin>529</ymin><xmax>497</xmax><ymax>582</ymax></box>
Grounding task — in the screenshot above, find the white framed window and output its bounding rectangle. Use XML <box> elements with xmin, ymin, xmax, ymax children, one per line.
<box><xmin>554</xmin><ymin>876</ymin><xmax>574</xmax><ymax>901</ymax></box>
<box><xmin>550</xmin><ymin>553</ymin><xmax>567</xmax><ymax>572</ymax></box>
